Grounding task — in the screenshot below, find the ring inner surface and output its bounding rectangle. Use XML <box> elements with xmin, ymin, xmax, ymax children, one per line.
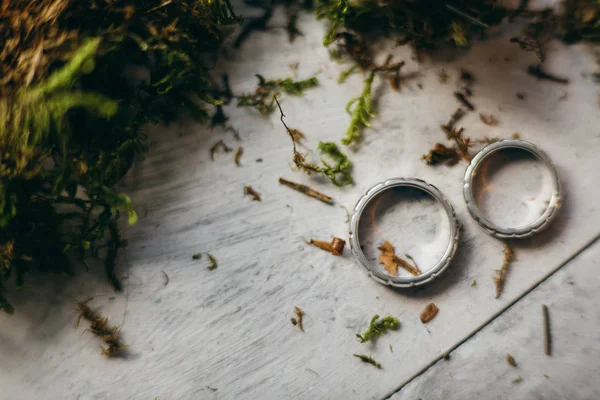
<box><xmin>357</xmin><ymin>185</ymin><xmax>450</xmax><ymax>279</ymax></box>
<box><xmin>471</xmin><ymin>147</ymin><xmax>554</xmax><ymax>230</ymax></box>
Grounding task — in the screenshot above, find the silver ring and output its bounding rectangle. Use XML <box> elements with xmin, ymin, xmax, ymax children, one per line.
<box><xmin>349</xmin><ymin>178</ymin><xmax>459</xmax><ymax>287</ymax></box>
<box><xmin>463</xmin><ymin>139</ymin><xmax>562</xmax><ymax>239</ymax></box>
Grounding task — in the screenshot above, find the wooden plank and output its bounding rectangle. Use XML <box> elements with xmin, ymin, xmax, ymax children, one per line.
<box><xmin>392</xmin><ymin>239</ymin><xmax>600</xmax><ymax>400</ymax></box>
<box><xmin>1</xmin><ymin>12</ymin><xmax>599</xmax><ymax>400</ymax></box>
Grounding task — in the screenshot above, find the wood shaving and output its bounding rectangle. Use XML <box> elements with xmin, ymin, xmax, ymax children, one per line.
<box><xmin>306</xmin><ymin>237</ymin><xmax>345</xmax><ymax>256</ymax></box>
<box><xmin>493</xmin><ymin>243</ymin><xmax>514</xmax><ymax>298</ymax></box>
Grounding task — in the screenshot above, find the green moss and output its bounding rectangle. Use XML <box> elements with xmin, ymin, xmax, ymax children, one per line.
<box><xmin>0</xmin><ymin>0</ymin><xmax>241</xmax><ymax>312</ymax></box>
<box><xmin>356</xmin><ymin>314</ymin><xmax>399</xmax><ymax>343</ymax></box>
<box><xmin>342</xmin><ymin>71</ymin><xmax>375</xmax><ymax>146</ymax></box>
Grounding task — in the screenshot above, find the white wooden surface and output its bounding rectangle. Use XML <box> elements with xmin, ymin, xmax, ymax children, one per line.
<box><xmin>1</xmin><ymin>9</ymin><xmax>600</xmax><ymax>400</ymax></box>
<box><xmin>392</xmin><ymin>238</ymin><xmax>600</xmax><ymax>400</ymax></box>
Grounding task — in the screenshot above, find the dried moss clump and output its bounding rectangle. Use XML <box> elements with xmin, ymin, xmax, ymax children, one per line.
<box><xmin>0</xmin><ymin>0</ymin><xmax>241</xmax><ymax>313</ymax></box>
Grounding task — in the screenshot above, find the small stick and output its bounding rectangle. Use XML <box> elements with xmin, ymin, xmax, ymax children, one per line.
<box><xmin>494</xmin><ymin>244</ymin><xmax>514</xmax><ymax>298</ymax></box>
<box><xmin>454</xmin><ymin>92</ymin><xmax>475</xmax><ymax>110</ymax></box>
<box><xmin>306</xmin><ymin>237</ymin><xmax>345</xmax><ymax>256</ymax></box>
<box><xmin>294</xmin><ymin>306</ymin><xmax>304</xmax><ymax>332</ymax></box>
<box><xmin>161</xmin><ymin>270</ymin><xmax>169</xmax><ymax>287</ymax></box>
<box><xmin>542</xmin><ymin>304</ymin><xmax>551</xmax><ymax>356</ymax></box>
<box><xmin>234</xmin><ymin>146</ymin><xmax>243</xmax><ymax>166</ymax></box>
<box><xmin>278</xmin><ymin>177</ymin><xmax>334</xmax><ymax>205</ymax></box>
<box><xmin>527</xmin><ymin>65</ymin><xmax>568</xmax><ymax>84</ymax></box>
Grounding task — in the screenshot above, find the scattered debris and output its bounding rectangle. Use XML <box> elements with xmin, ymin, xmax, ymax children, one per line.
<box><xmin>306</xmin><ymin>237</ymin><xmax>346</xmax><ymax>256</ymax></box>
<box><xmin>161</xmin><ymin>270</ymin><xmax>169</xmax><ymax>287</ymax></box>
<box><xmin>286</xmin><ymin>12</ymin><xmax>303</xmax><ymax>42</ymax></box>
<box><xmin>443</xmin><ymin>352</ymin><xmax>451</xmax><ymax>360</ymax></box>
<box><xmin>75</xmin><ymin>298</ymin><xmax>127</xmax><ymax>357</ymax></box>
<box><xmin>234</xmin><ymin>146</ymin><xmax>243</xmax><ymax>166</ymax></box>
<box><xmin>276</xmin><ymin>97</ymin><xmax>353</xmax><ymax>186</ymax></box>
<box><xmin>512</xmin><ymin>133</ymin><xmax>521</xmax><ymax>139</ymax></box>
<box><xmin>471</xmin><ymin>279</ymin><xmax>477</xmax><ymax>287</ymax></box>
<box><xmin>479</xmin><ymin>113</ymin><xmax>499</xmax><ymax>126</ymax></box>
<box><xmin>192</xmin><ymin>253</ymin><xmax>202</xmax><ymax>260</ymax></box>
<box><xmin>507</xmin><ymin>353</ymin><xmax>517</xmax><ymax>367</ymax></box>
<box><xmin>493</xmin><ymin>243</ymin><xmax>514</xmax><ymax>298</ymax></box>
<box><xmin>207</xmin><ymin>253</ymin><xmax>218</xmax><ymax>271</ymax></box>
<box><xmin>378</xmin><ymin>241</ymin><xmax>422</xmax><ymax>276</ymax></box>
<box><xmin>210</xmin><ymin>140</ymin><xmax>233</xmax><ymax>161</ymax></box>
<box><xmin>238</xmin><ymin>75</ymin><xmax>319</xmax><ymax>115</ymax></box>
<box><xmin>438</xmin><ymin>109</ymin><xmax>472</xmax><ymax>162</ymax></box>
<box><xmin>454</xmin><ymin>92</ymin><xmax>475</xmax><ymax>110</ymax></box>
<box><xmin>512</xmin><ymin>376</ymin><xmax>523</xmax><ymax>384</ymax></box>
<box><xmin>256</xmin><ymin>158</ymin><xmax>263</xmax><ymax>163</ymax></box>
<box><xmin>516</xmin><ymin>92</ymin><xmax>526</xmax><ymax>100</ymax></box>
<box><xmin>291</xmin><ymin>317</ymin><xmax>297</xmax><ymax>326</ymax></box>
<box><xmin>422</xmin><ymin>143</ymin><xmax>461</xmax><ymax>166</ymax></box>
<box><xmin>279</xmin><ymin>178</ymin><xmax>335</xmax><ymax>205</ymax></box>
<box><xmin>353</xmin><ymin>354</ymin><xmax>382</xmax><ymax>369</ymax></box>
<box><xmin>439</xmin><ymin>70</ymin><xmax>449</xmax><ymax>83</ymax></box>
<box><xmin>527</xmin><ymin>64</ymin><xmax>569</xmax><ymax>84</ymax></box>
<box><xmin>342</xmin><ymin>71</ymin><xmax>375</xmax><ymax>145</ymax></box>
<box><xmin>543</xmin><ymin>304</ymin><xmax>551</xmax><ymax>356</ymax></box>
<box><xmin>389</xmin><ymin>344</ymin><xmax>393</xmax><ymax>353</ymax></box>
<box><xmin>356</xmin><ymin>314</ymin><xmax>399</xmax><ymax>343</ymax></box>
<box><xmin>289</xmin><ymin>63</ymin><xmax>299</xmax><ymax>73</ymax></box>
<box><xmin>338</xmin><ymin>64</ymin><xmax>358</xmax><ymax>84</ymax></box>
<box><xmin>206</xmin><ymin>386</ymin><xmax>218</xmax><ymax>392</ymax></box>
<box><xmin>460</xmin><ymin>69</ymin><xmax>474</xmax><ymax>85</ymax></box>
<box><xmin>420</xmin><ymin>303</ymin><xmax>439</xmax><ymax>323</ymax></box>
<box><xmin>244</xmin><ymin>185</ymin><xmax>262</xmax><ymax>202</ymax></box>
<box><xmin>294</xmin><ymin>306</ymin><xmax>304</xmax><ymax>331</ymax></box>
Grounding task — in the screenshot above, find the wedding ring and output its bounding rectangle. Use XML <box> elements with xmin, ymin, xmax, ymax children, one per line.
<box><xmin>349</xmin><ymin>178</ymin><xmax>459</xmax><ymax>287</ymax></box>
<box><xmin>463</xmin><ymin>139</ymin><xmax>561</xmax><ymax>239</ymax></box>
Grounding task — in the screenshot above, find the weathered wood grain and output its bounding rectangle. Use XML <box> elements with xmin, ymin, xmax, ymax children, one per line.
<box><xmin>392</xmin><ymin>239</ymin><xmax>600</xmax><ymax>400</ymax></box>
<box><xmin>1</xmin><ymin>8</ymin><xmax>599</xmax><ymax>400</ymax></box>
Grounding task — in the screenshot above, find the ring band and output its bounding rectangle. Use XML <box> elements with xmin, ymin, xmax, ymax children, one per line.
<box><xmin>463</xmin><ymin>139</ymin><xmax>562</xmax><ymax>239</ymax></box>
<box><xmin>349</xmin><ymin>178</ymin><xmax>460</xmax><ymax>287</ymax></box>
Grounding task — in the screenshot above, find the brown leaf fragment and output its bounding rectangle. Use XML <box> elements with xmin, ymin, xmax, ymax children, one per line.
<box><xmin>420</xmin><ymin>303</ymin><xmax>439</xmax><ymax>323</ymax></box>
<box><xmin>479</xmin><ymin>113</ymin><xmax>499</xmax><ymax>126</ymax></box>
<box><xmin>378</xmin><ymin>241</ymin><xmax>421</xmax><ymax>276</ymax></box>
